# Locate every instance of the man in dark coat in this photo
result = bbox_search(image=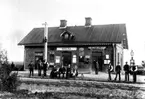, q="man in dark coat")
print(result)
[66,64,71,79]
[38,60,42,76]
[43,60,48,77]
[131,62,137,83]
[28,61,34,77]
[93,60,99,74]
[114,62,121,81]
[11,62,15,71]
[123,62,130,81]
[59,65,66,78]
[50,65,58,78]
